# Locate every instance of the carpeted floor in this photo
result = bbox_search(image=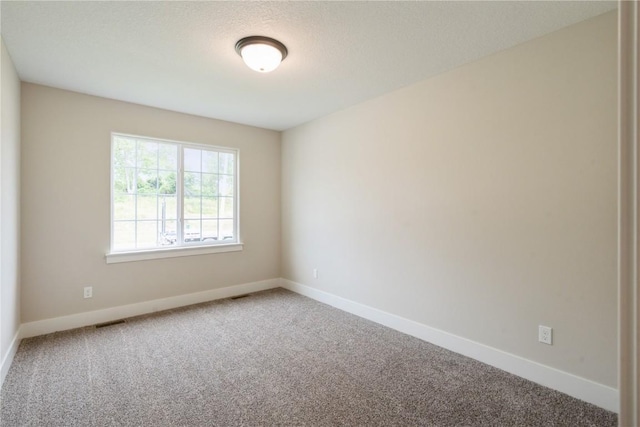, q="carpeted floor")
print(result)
[1,288,617,426]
